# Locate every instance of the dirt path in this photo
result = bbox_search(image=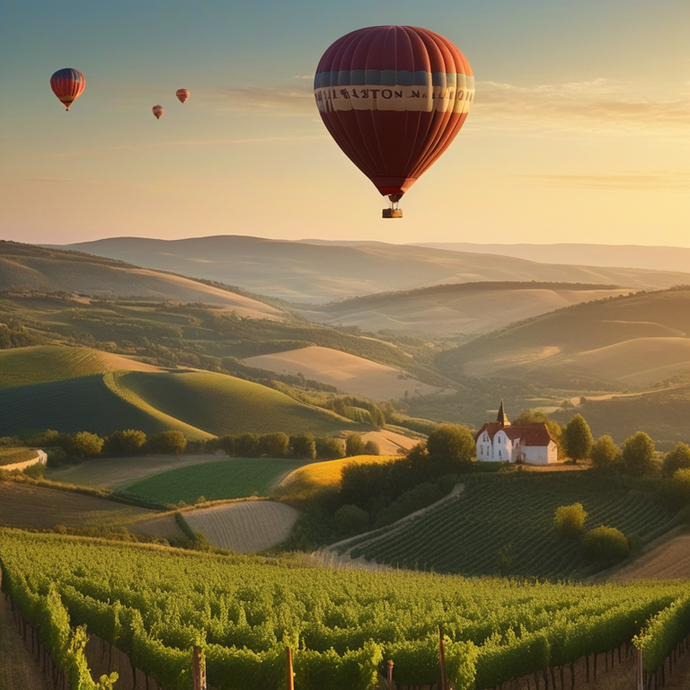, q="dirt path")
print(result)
[0,594,52,690]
